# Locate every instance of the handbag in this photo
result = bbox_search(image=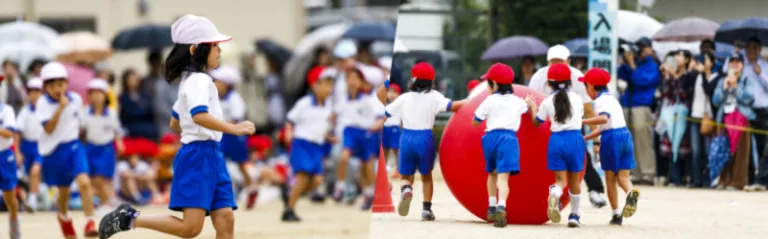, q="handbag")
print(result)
[700,114,716,136]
